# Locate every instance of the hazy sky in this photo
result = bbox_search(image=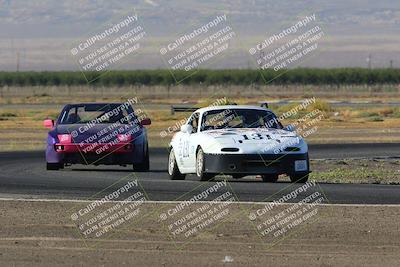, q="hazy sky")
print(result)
[0,0,399,70]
